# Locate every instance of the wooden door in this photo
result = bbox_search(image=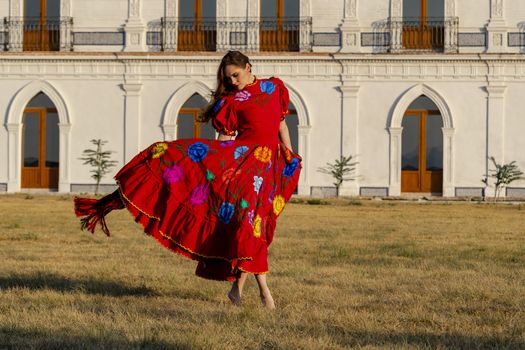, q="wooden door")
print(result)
[401,110,443,193]
[178,0,216,51]
[22,107,59,189]
[23,0,60,51]
[260,0,299,51]
[402,0,444,50]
